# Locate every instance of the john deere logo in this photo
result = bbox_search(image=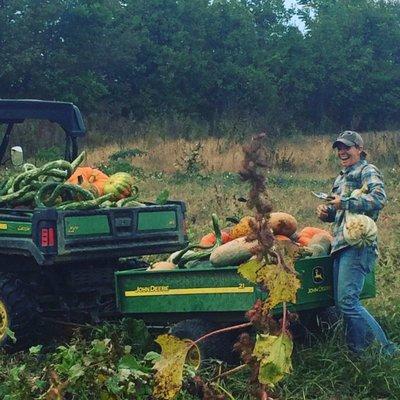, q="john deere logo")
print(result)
[312,267,325,284]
